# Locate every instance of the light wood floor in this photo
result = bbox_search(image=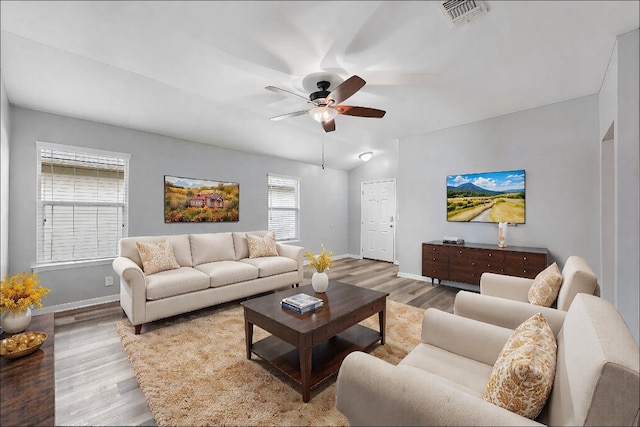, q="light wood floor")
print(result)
[54,257,460,426]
